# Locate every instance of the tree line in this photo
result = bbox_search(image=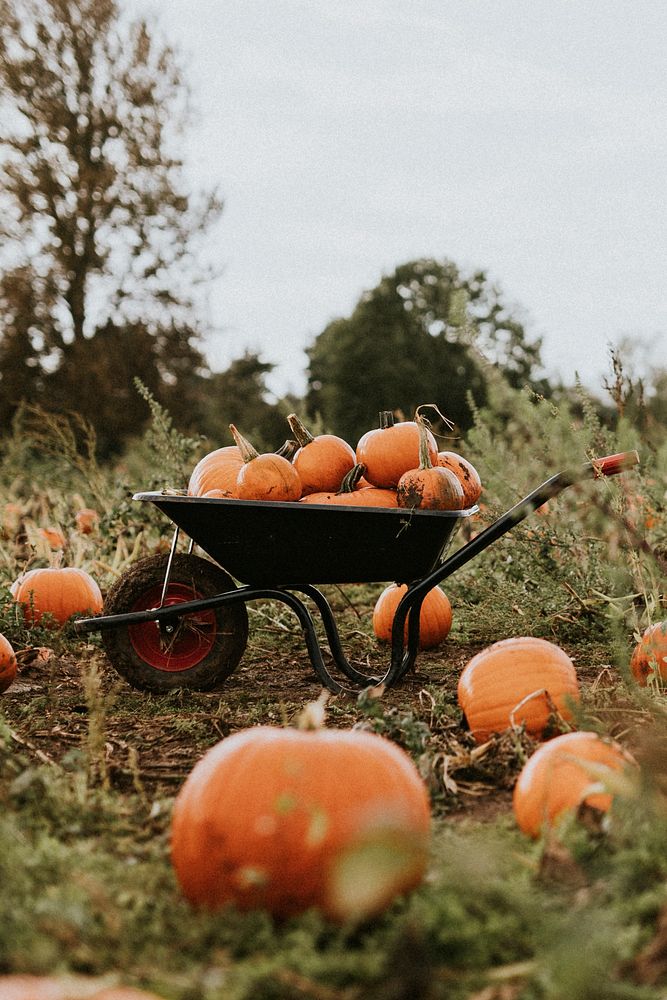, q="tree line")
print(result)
[0,0,663,460]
